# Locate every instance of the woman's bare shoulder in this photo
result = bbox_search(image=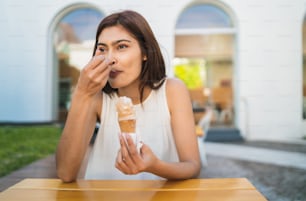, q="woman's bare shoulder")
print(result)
[166,77,189,94]
[166,78,190,109]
